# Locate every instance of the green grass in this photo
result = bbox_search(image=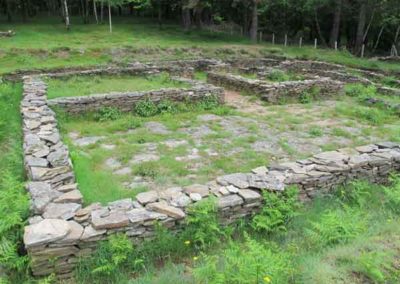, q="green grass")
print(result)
[1,17,400,75]
[46,73,190,99]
